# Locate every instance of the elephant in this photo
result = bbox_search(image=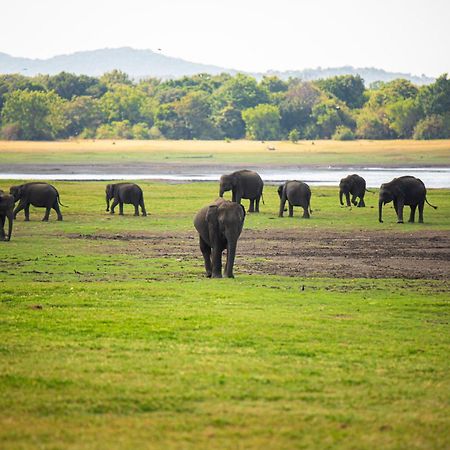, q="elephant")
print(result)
[378,175,437,223]
[0,190,14,241]
[278,180,312,218]
[219,169,264,212]
[339,174,368,207]
[105,183,147,216]
[10,182,65,221]
[194,198,246,278]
